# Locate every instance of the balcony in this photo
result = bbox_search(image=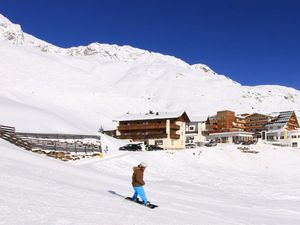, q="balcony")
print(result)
[207,124,218,129]
[118,123,167,131]
[232,123,245,129]
[117,133,168,140]
[170,123,180,130]
[170,133,180,139]
[245,119,269,124]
